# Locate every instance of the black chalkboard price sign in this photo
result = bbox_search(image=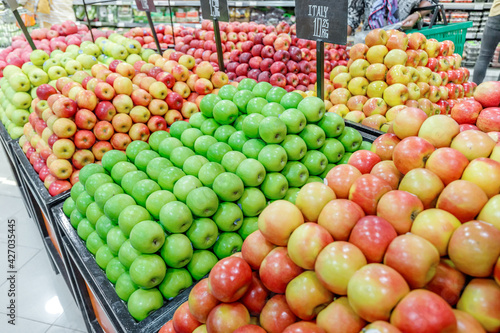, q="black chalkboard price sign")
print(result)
[134,0,162,53]
[200,0,229,71]
[295,0,348,100]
